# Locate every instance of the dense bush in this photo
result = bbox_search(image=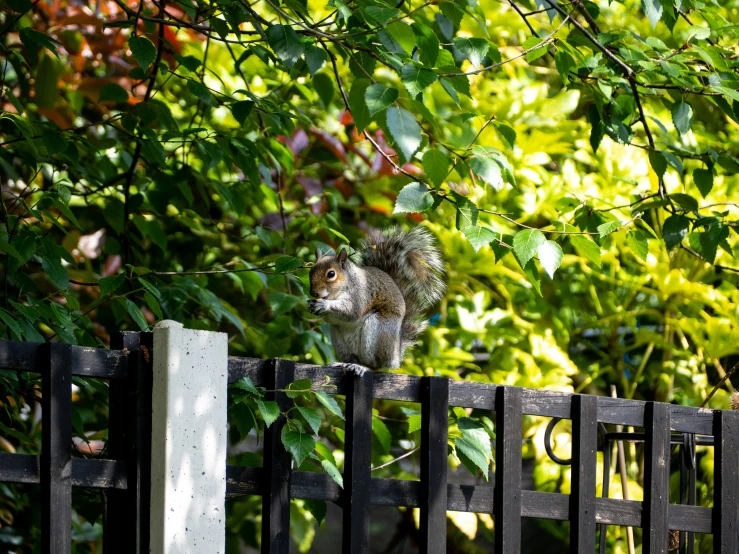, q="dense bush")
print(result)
[0,0,738,550]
